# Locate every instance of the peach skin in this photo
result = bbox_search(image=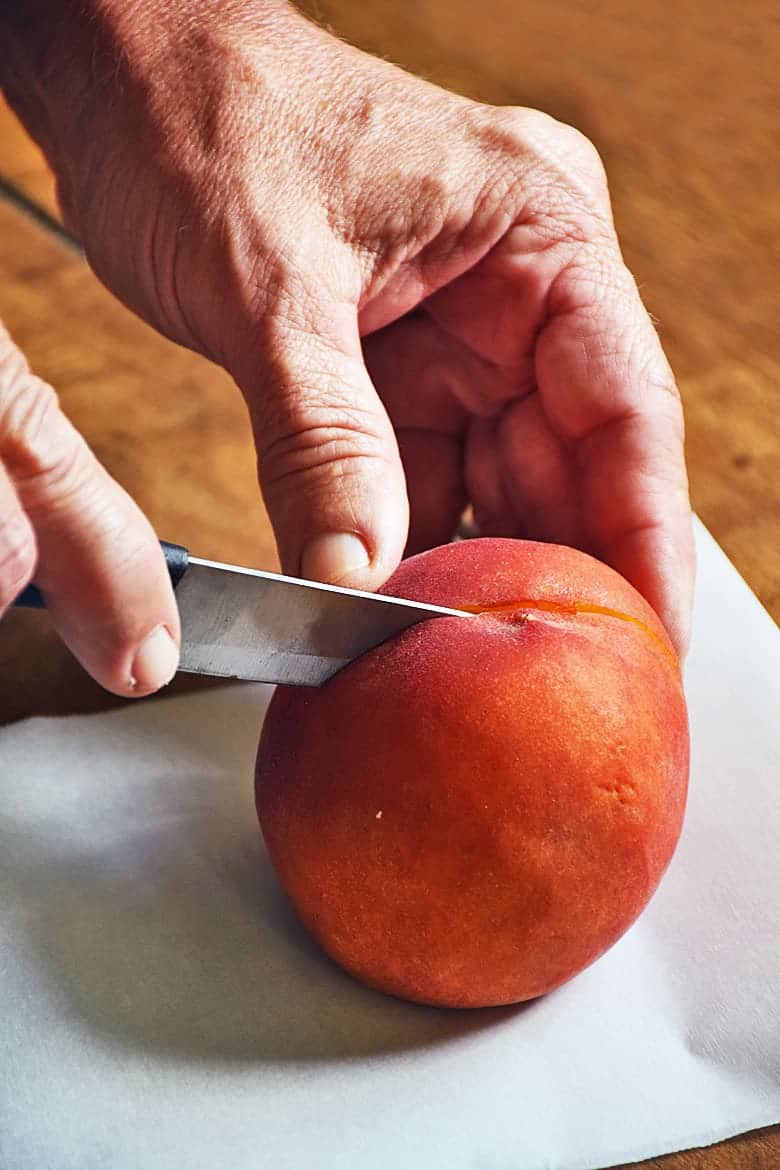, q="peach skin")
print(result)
[256,539,689,1008]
